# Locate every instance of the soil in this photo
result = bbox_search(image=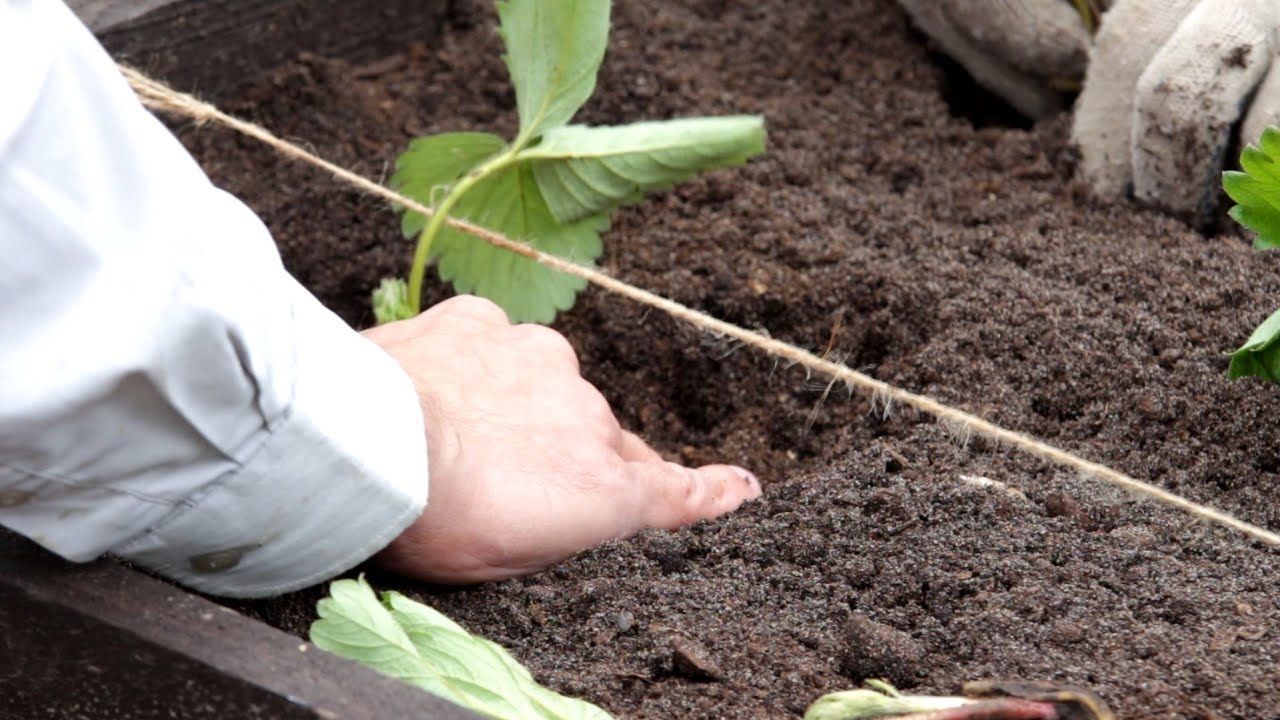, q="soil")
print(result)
[172,1,1280,718]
